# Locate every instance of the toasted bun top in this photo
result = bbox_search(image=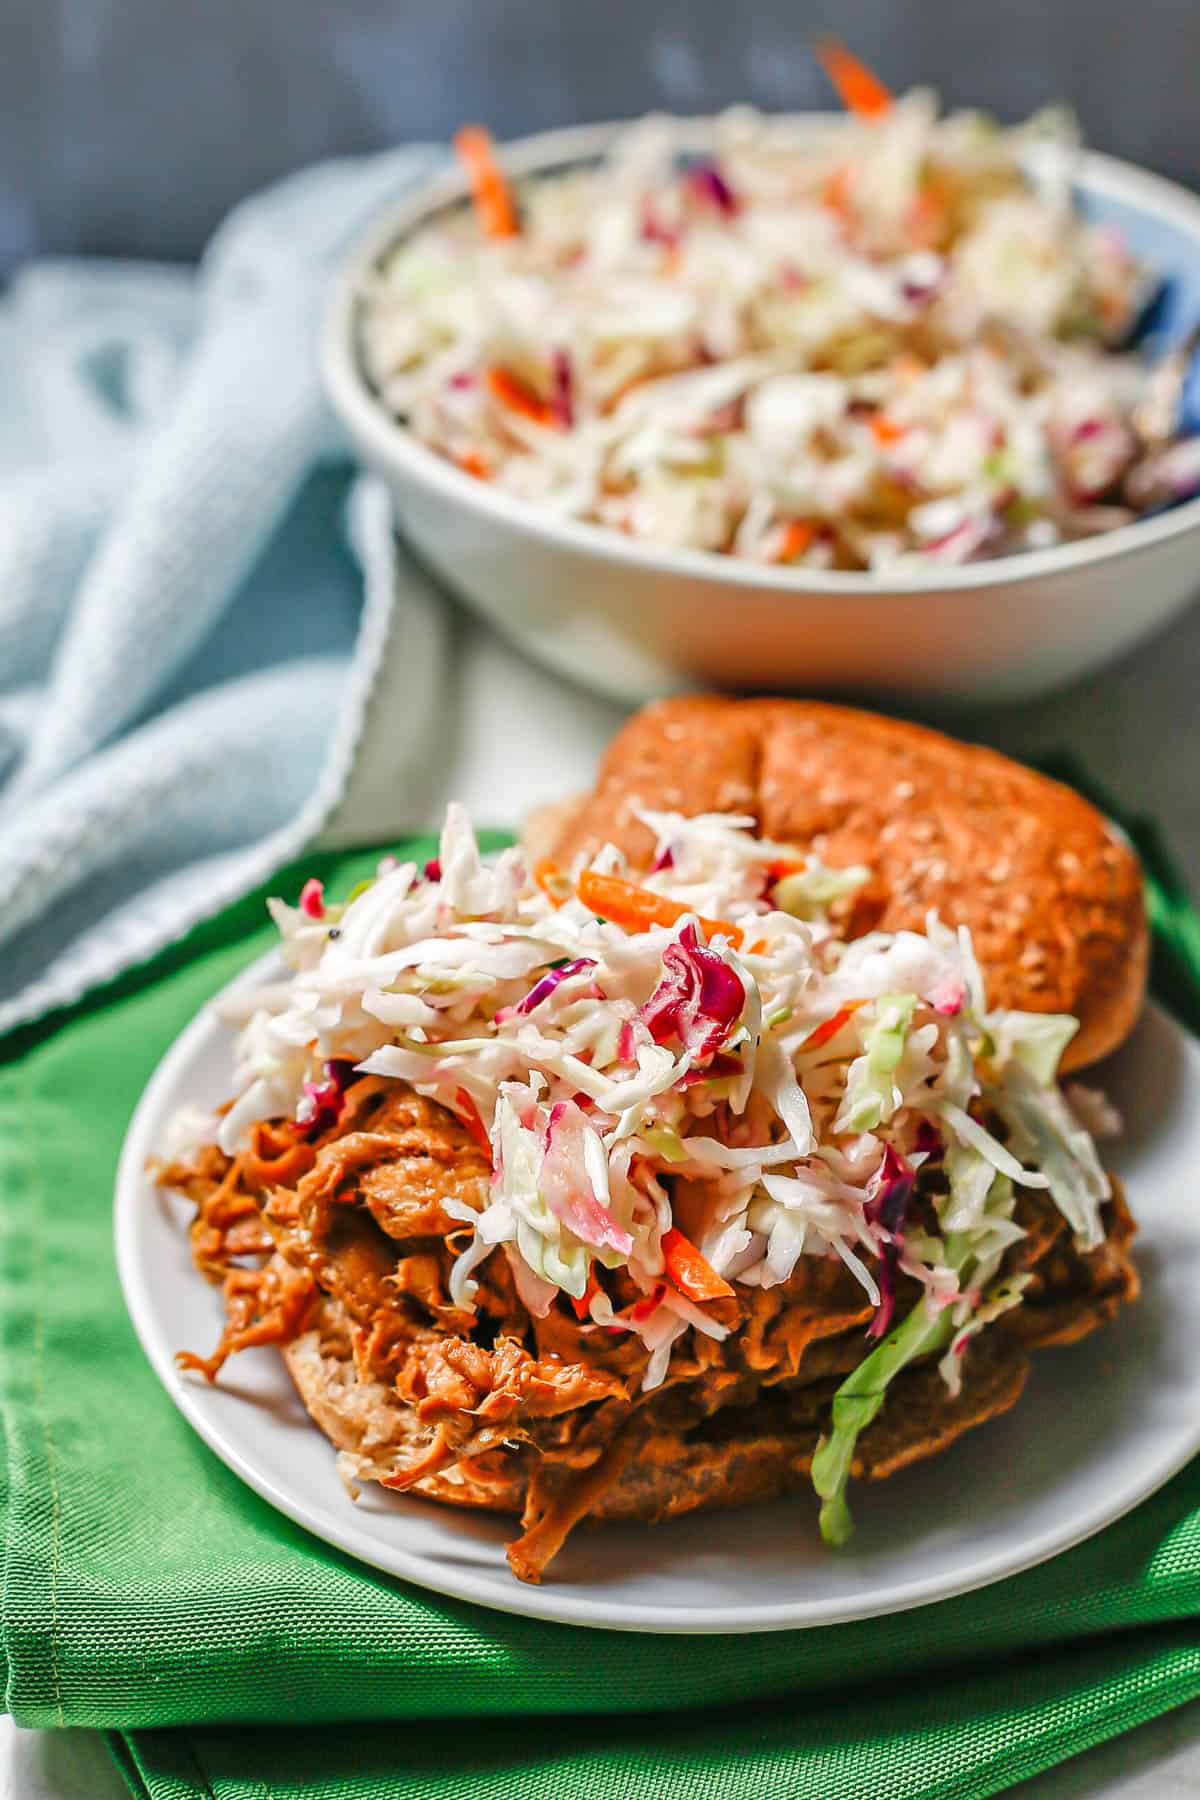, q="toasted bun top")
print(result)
[547,697,1147,1072]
